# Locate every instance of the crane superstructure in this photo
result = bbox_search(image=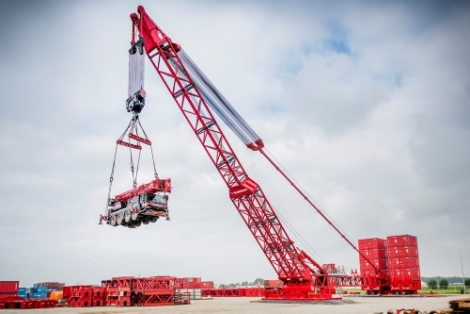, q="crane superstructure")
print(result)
[111,5,390,300]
